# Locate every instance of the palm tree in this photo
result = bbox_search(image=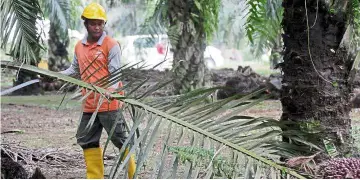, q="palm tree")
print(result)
[150,0,359,158]
[145,0,221,94]
[41,0,72,72]
[215,0,246,50]
[245,0,283,69]
[1,0,44,95]
[47,22,70,72]
[1,61,313,178]
[2,0,359,177]
[42,0,85,72]
[1,0,78,71]
[279,0,359,156]
[0,0,318,171]
[38,0,75,91]
[245,0,360,157]
[1,0,83,93]
[104,0,148,36]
